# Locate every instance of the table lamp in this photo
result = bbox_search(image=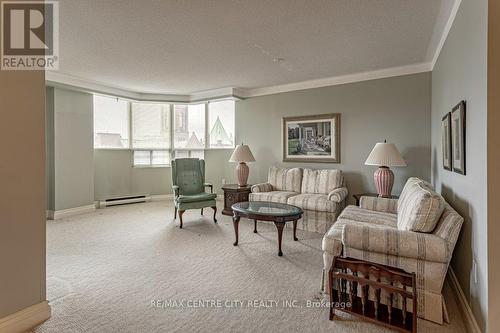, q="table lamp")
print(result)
[365,141,407,197]
[229,143,256,187]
